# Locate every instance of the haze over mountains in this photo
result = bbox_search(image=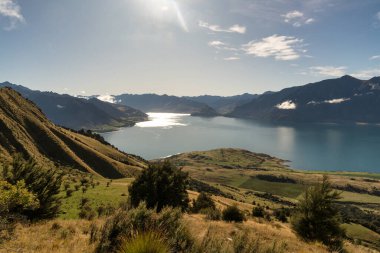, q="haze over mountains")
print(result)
[114,93,219,116]
[0,87,147,178]
[2,75,380,129]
